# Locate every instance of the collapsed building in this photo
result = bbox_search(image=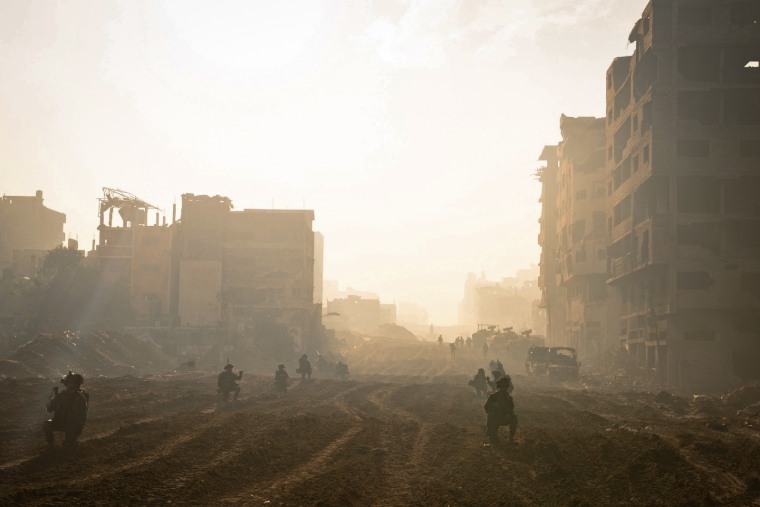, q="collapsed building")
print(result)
[0,191,66,276]
[605,0,760,391]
